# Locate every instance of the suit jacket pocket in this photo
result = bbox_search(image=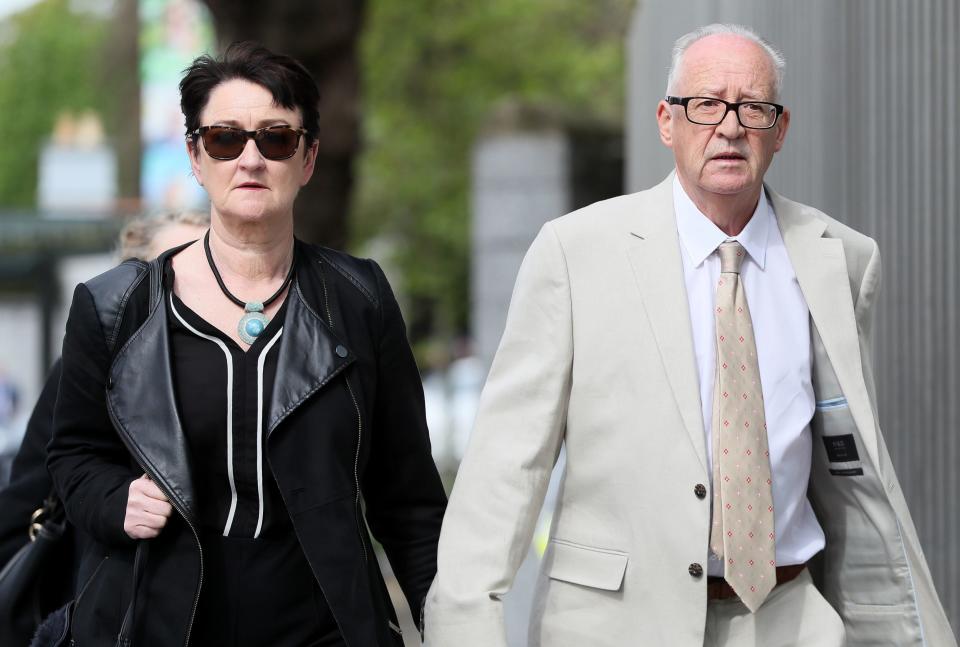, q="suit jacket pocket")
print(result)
[544,539,628,592]
[838,601,924,647]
